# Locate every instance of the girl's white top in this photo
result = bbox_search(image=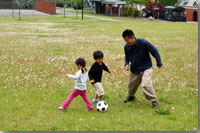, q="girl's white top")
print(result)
[68,70,88,90]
